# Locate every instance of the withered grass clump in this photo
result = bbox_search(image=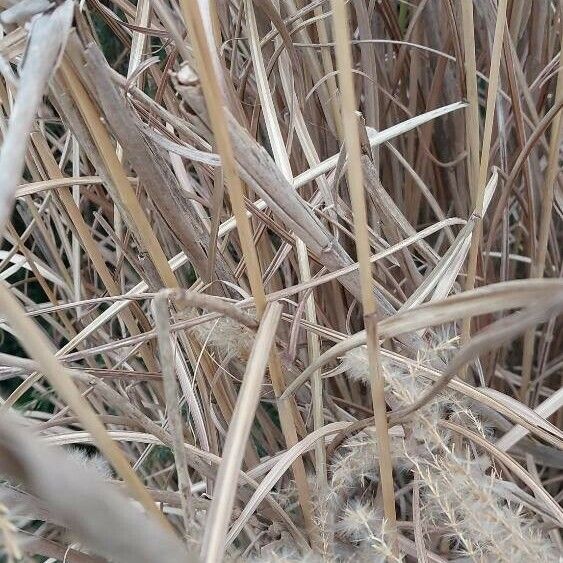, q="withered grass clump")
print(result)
[0,0,561,562]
